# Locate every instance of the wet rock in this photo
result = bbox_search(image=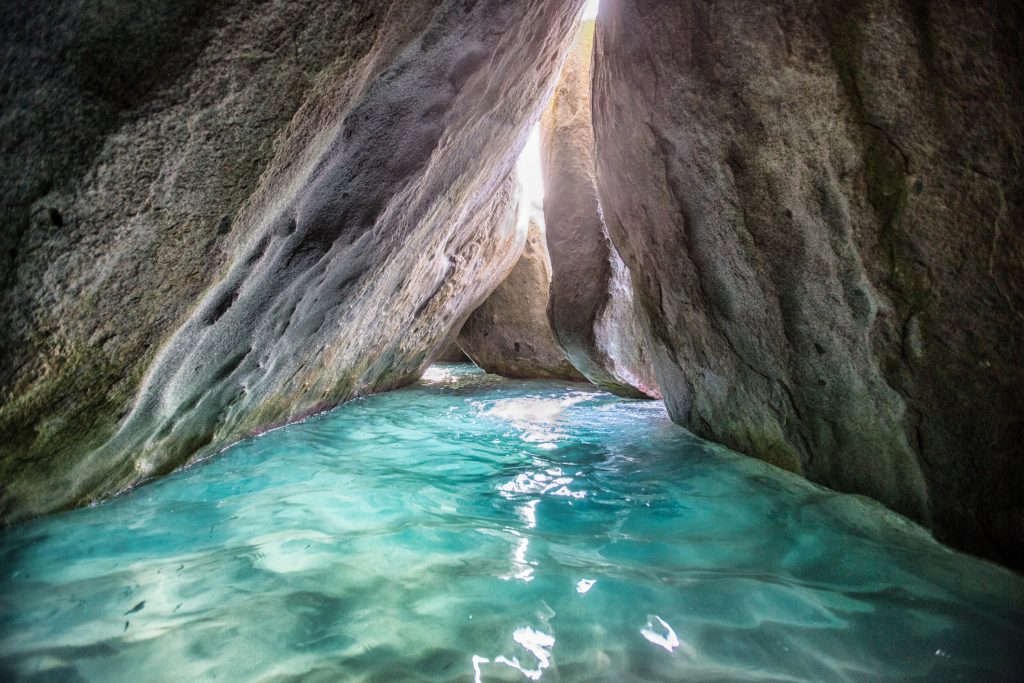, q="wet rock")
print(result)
[592,0,1024,566]
[430,340,470,364]
[0,0,584,521]
[541,21,659,399]
[459,218,584,381]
